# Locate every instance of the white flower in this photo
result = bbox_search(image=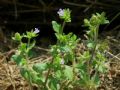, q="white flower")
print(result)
[60,59,65,65]
[57,8,64,17]
[34,28,40,34]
